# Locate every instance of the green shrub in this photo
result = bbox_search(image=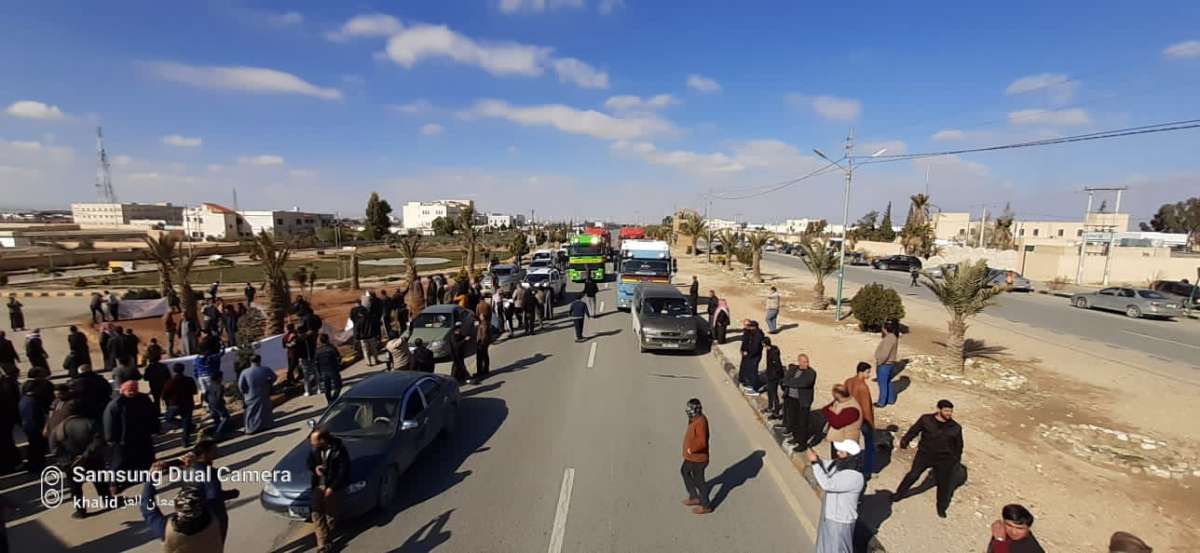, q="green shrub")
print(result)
[208,258,235,267]
[122,288,162,300]
[850,283,905,332]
